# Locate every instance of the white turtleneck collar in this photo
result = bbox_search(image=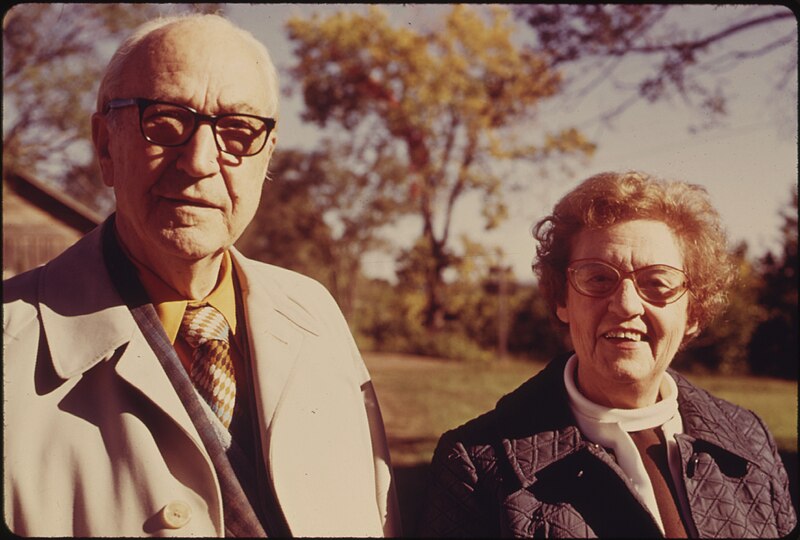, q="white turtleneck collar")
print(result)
[564,354,680,430]
[563,354,685,535]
